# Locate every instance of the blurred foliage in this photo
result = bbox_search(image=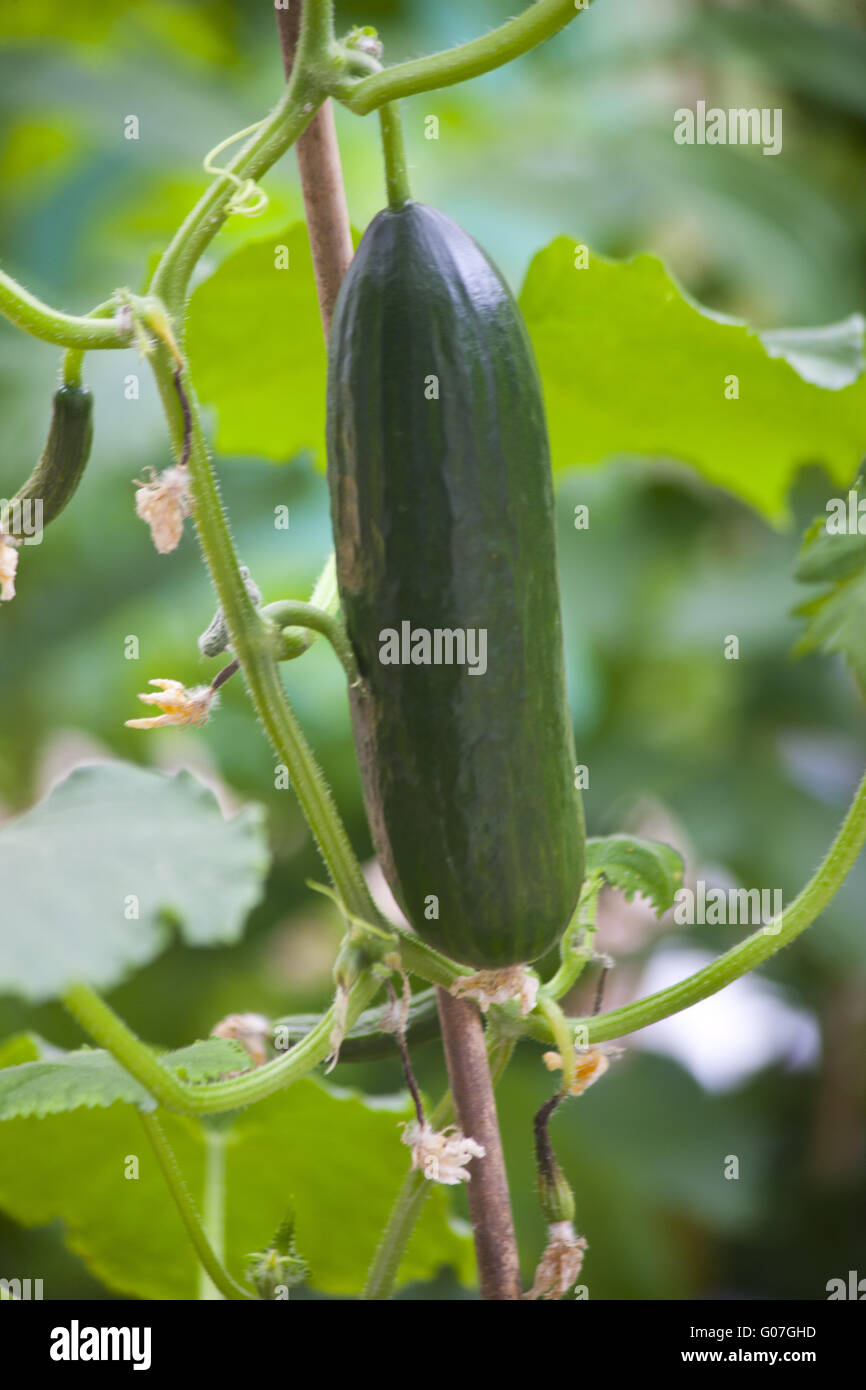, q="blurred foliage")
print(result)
[794,463,866,693]
[0,0,865,1300]
[0,764,269,1001]
[0,1036,473,1298]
